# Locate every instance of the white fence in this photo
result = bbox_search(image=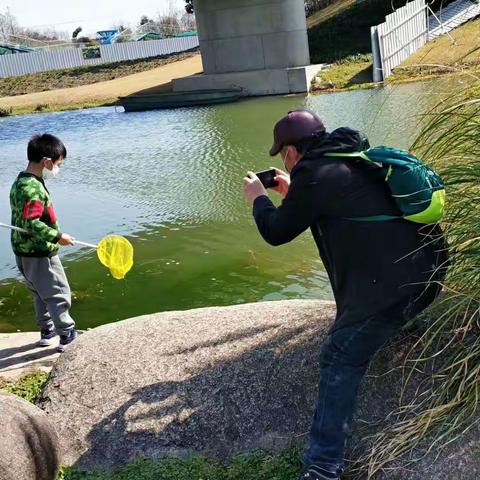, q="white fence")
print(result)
[0,36,199,78]
[371,0,428,82]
